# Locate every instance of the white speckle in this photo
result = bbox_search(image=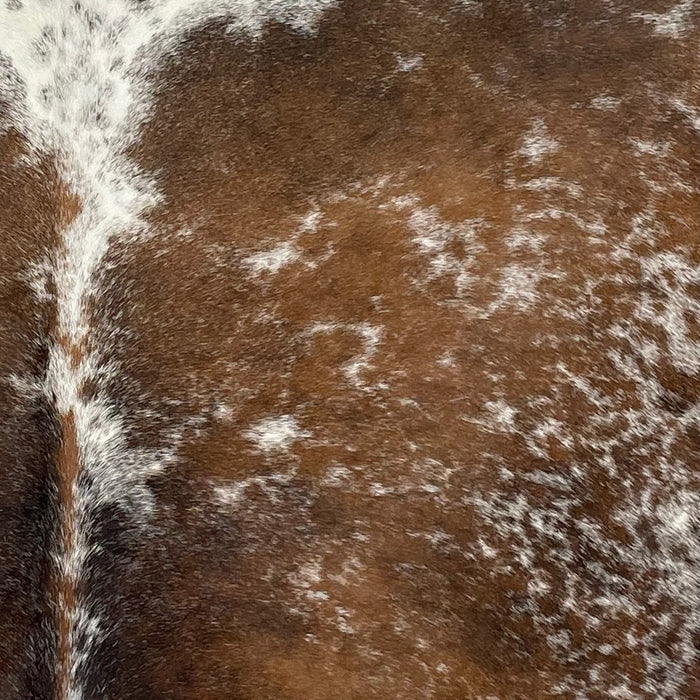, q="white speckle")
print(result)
[479,538,498,558]
[590,94,621,111]
[473,398,519,433]
[214,470,295,508]
[21,256,54,303]
[369,482,394,497]
[669,97,700,135]
[491,263,544,311]
[244,415,310,453]
[395,53,423,72]
[213,402,234,421]
[455,0,482,11]
[299,208,322,232]
[406,205,485,301]
[328,556,365,586]
[213,481,248,507]
[547,631,571,651]
[632,139,671,157]
[244,241,300,275]
[657,492,698,540]
[506,225,547,252]
[343,324,383,387]
[409,207,478,253]
[633,0,694,39]
[469,71,485,87]
[437,350,456,368]
[520,177,583,199]
[385,192,421,210]
[310,321,384,390]
[334,606,356,634]
[321,465,353,487]
[519,118,560,164]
